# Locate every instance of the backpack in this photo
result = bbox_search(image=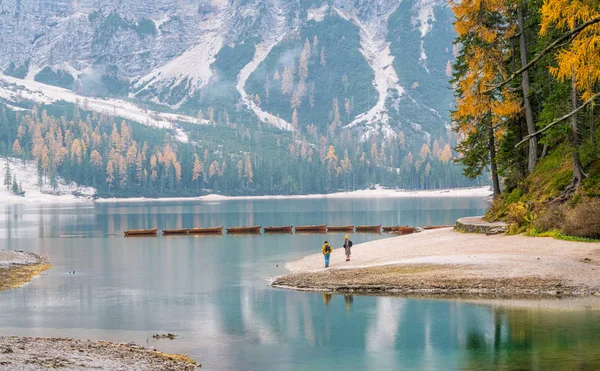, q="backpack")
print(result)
[348,240,353,248]
[325,244,331,254]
